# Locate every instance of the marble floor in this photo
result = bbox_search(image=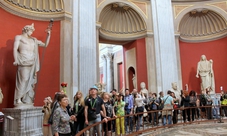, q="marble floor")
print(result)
[142,122,227,136]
